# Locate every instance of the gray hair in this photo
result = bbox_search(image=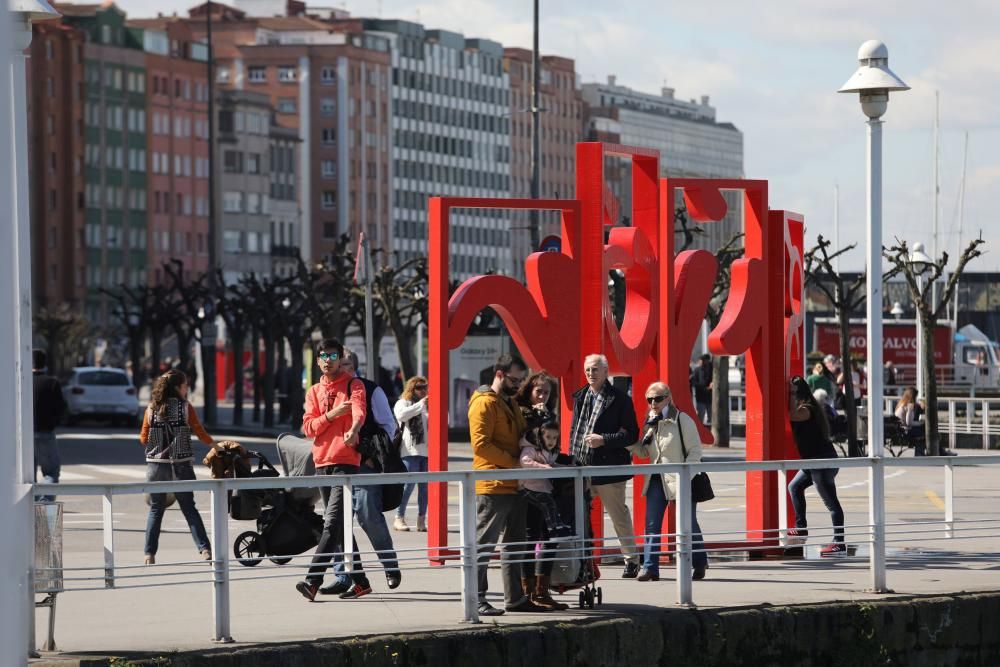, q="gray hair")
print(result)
[645,381,670,396]
[342,347,360,369]
[584,353,609,370]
